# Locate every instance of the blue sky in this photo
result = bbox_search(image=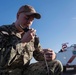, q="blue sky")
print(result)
[0,0,76,62]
